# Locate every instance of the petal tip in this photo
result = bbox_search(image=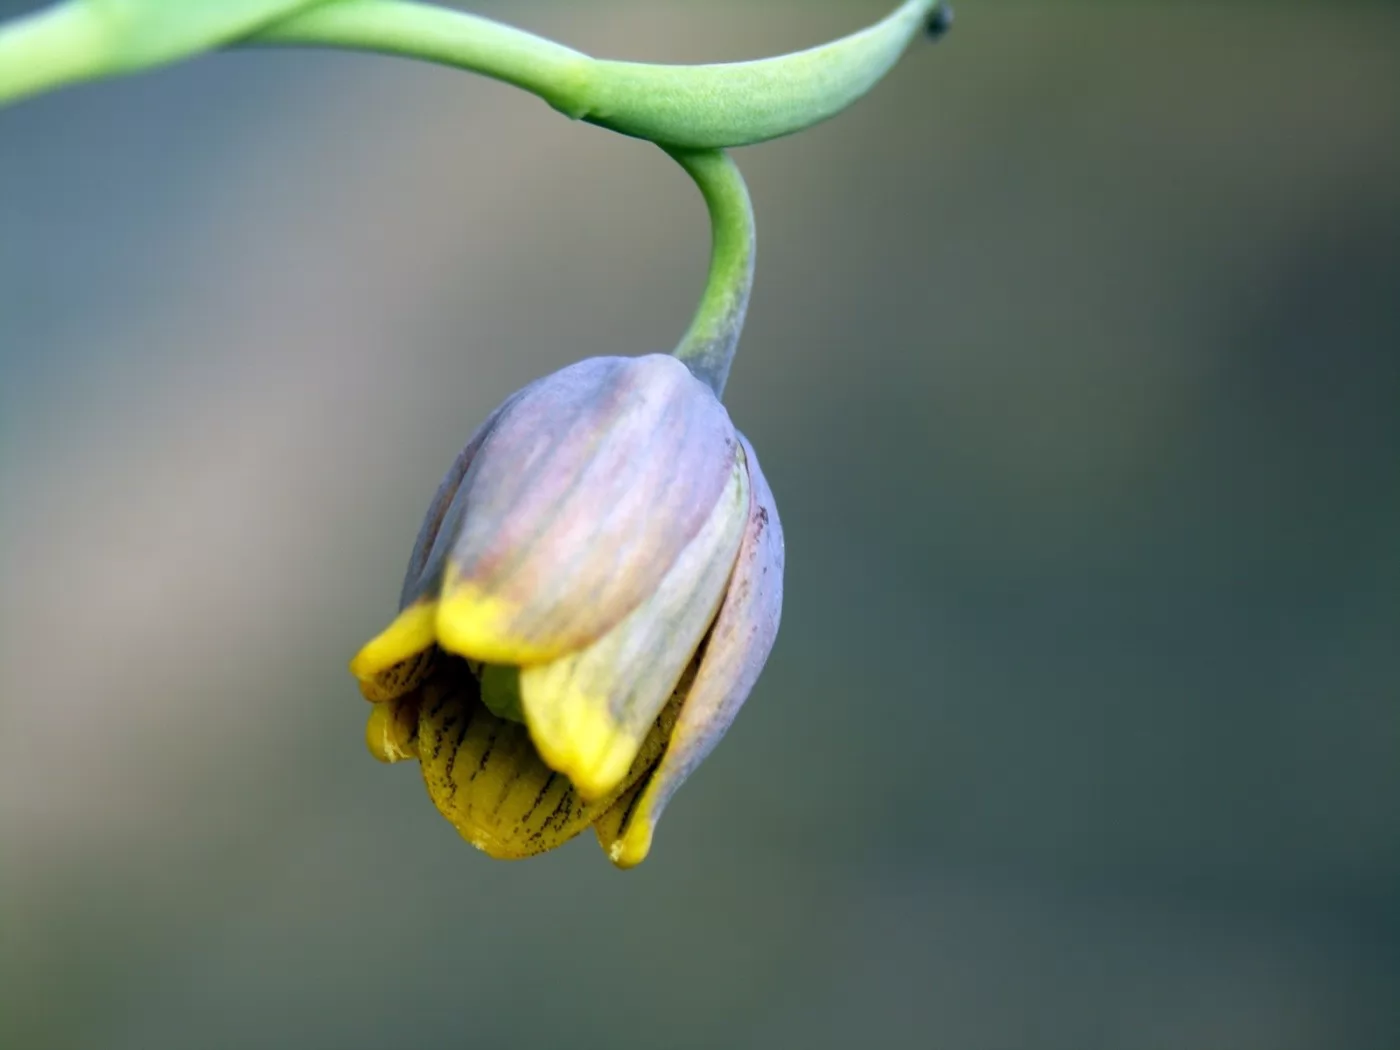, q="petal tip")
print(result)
[525,692,639,803]
[350,602,438,682]
[594,786,658,869]
[365,700,418,763]
[607,822,654,869]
